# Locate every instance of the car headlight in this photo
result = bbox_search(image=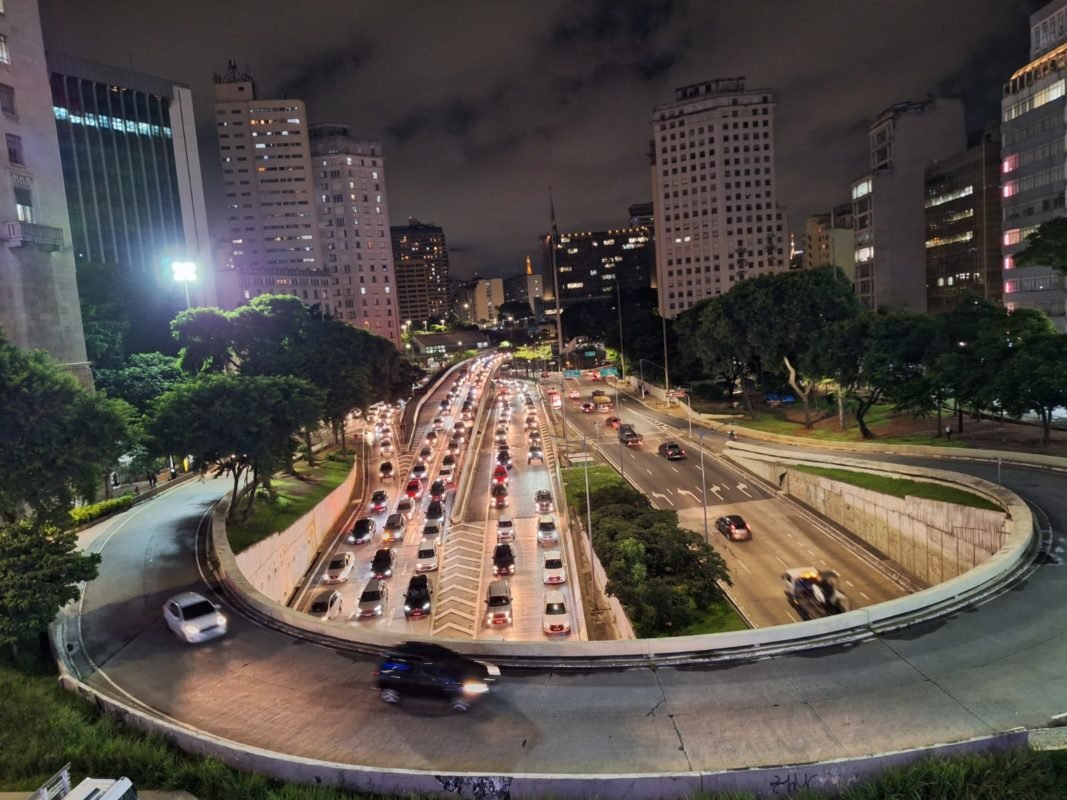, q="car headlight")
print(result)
[181,623,199,636]
[216,614,227,626]
[422,602,431,609]
[462,680,489,695]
